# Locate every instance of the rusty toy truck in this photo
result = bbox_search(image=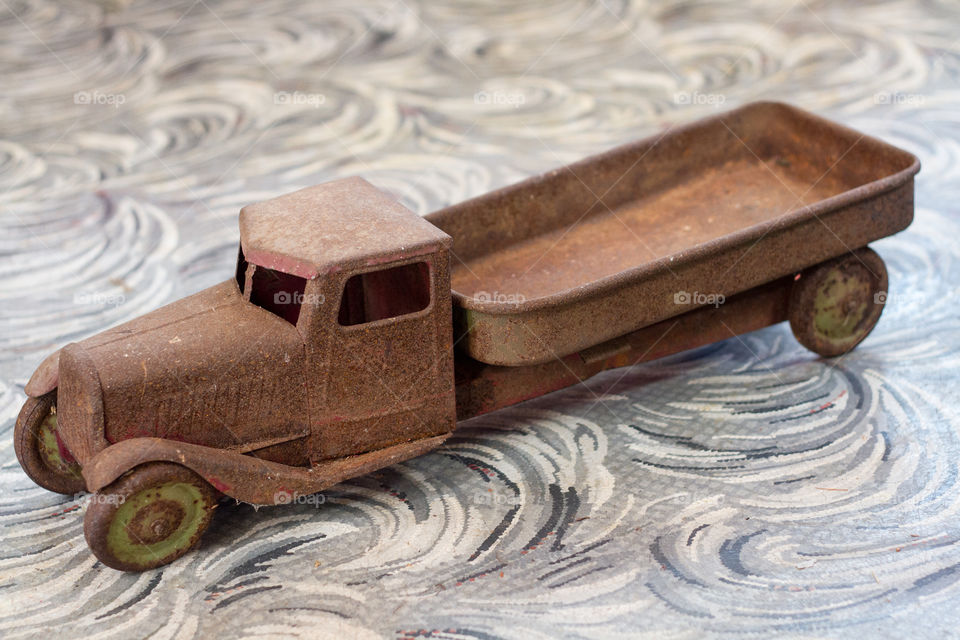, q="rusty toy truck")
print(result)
[15,102,920,570]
